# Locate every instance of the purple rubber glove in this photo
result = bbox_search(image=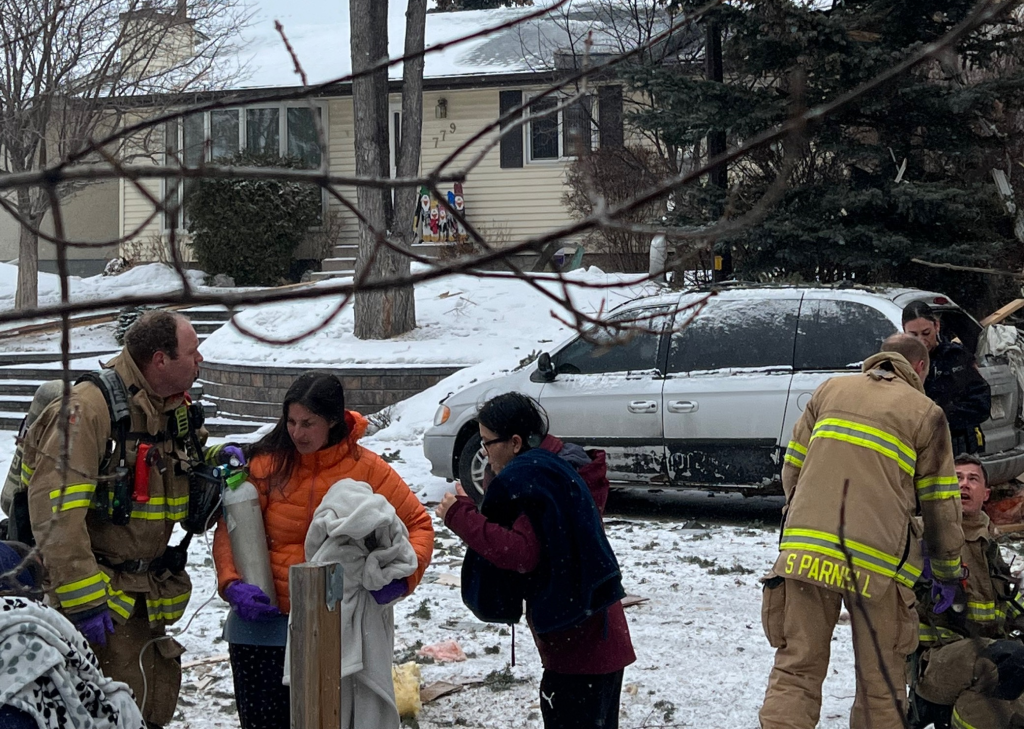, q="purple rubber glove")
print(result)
[73,610,115,647]
[370,578,407,606]
[224,581,281,622]
[931,579,965,614]
[218,445,246,468]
